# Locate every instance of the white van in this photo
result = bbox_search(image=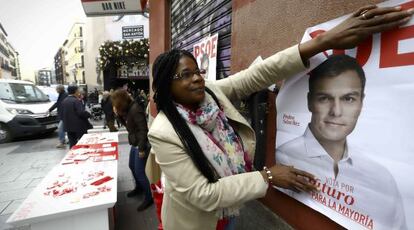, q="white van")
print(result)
[0,79,59,143]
